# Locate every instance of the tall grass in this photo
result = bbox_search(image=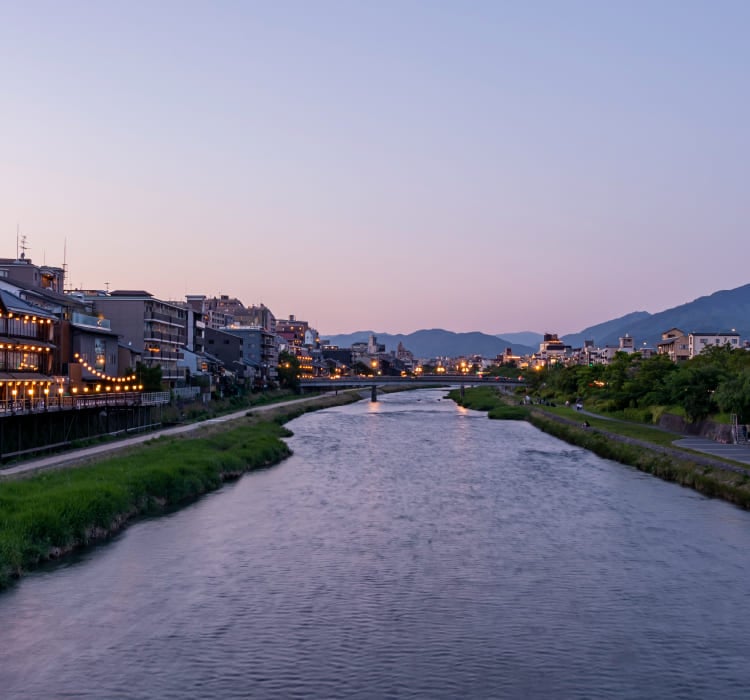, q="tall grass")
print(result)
[0,421,292,589]
[448,386,530,420]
